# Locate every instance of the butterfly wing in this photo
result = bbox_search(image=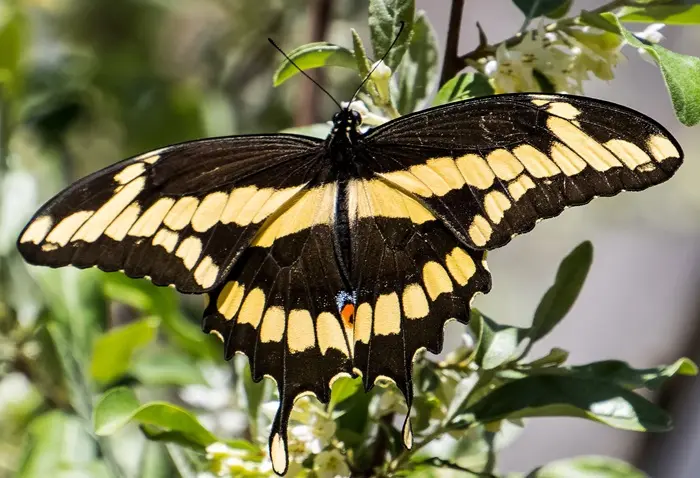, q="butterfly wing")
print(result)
[360,93,683,250]
[202,174,353,474]
[17,135,324,293]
